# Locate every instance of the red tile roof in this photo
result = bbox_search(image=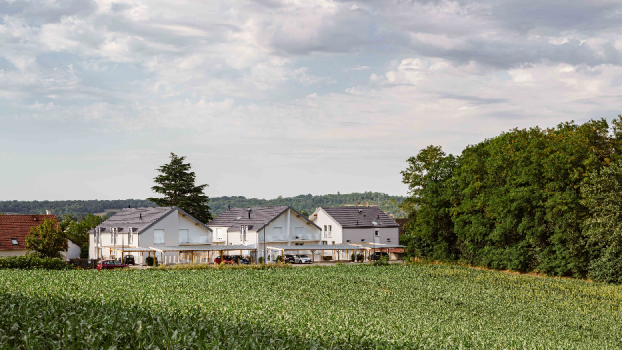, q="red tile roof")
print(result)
[0,215,58,251]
